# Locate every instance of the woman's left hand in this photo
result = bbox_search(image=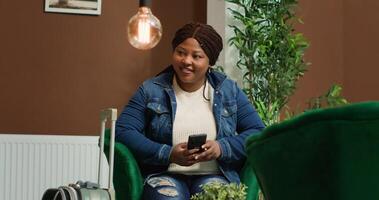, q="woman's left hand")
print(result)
[194,140,221,162]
